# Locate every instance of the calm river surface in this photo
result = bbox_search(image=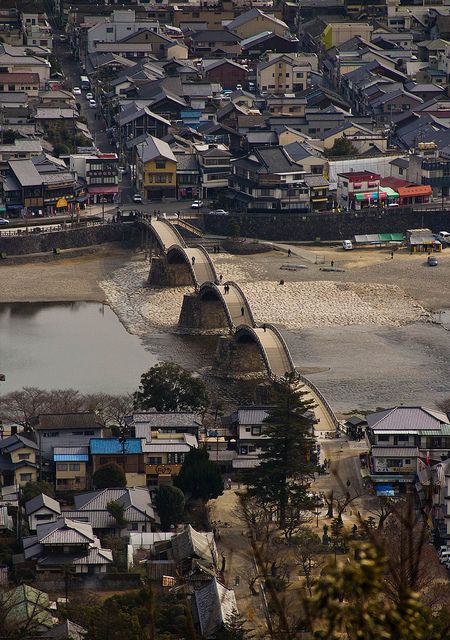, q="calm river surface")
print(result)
[0,301,159,394]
